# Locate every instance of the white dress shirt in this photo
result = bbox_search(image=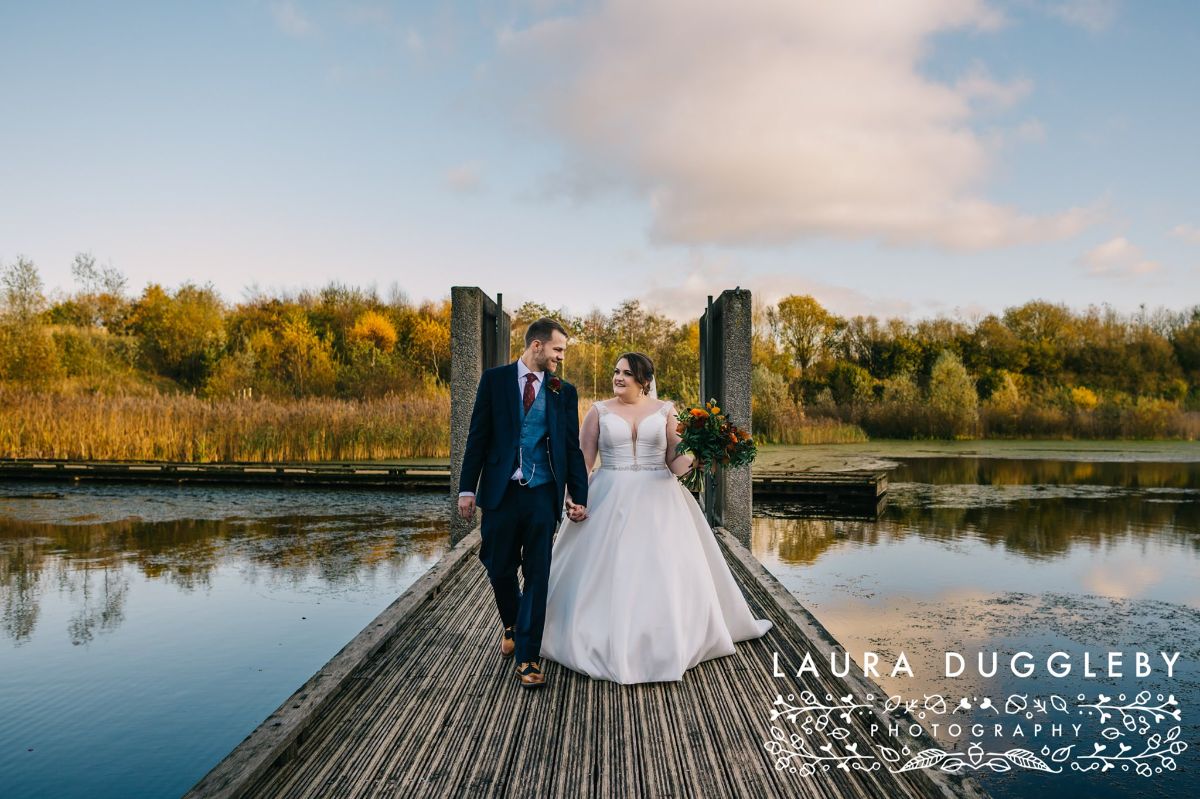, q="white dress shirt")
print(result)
[459,360,543,497]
